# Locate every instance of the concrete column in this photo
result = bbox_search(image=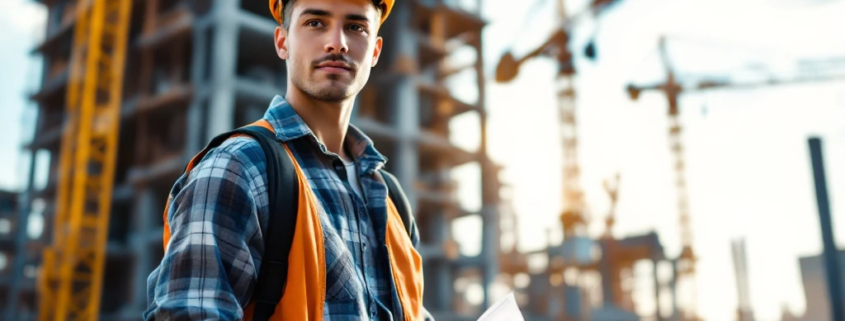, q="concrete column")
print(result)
[653,259,664,321]
[4,146,39,320]
[185,20,210,155]
[5,98,45,320]
[129,188,156,310]
[383,0,418,210]
[382,0,430,312]
[205,0,241,139]
[599,240,615,306]
[474,26,498,309]
[671,259,679,318]
[426,213,452,311]
[480,206,498,309]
